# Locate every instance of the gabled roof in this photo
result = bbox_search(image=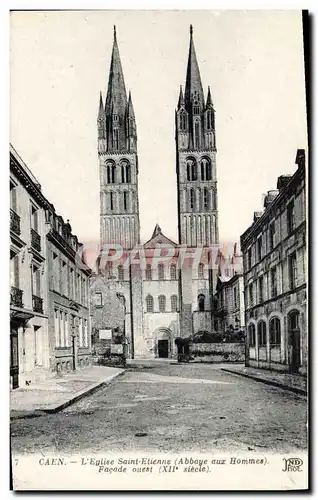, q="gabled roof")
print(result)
[143,224,178,248]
